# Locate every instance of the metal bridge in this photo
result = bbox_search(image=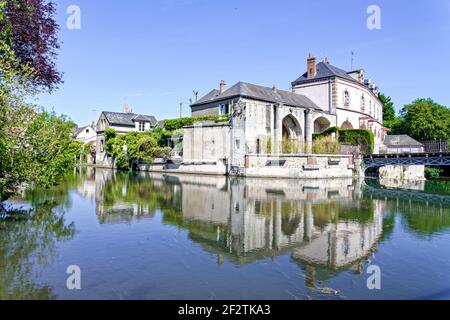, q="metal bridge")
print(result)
[363,140,450,170]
